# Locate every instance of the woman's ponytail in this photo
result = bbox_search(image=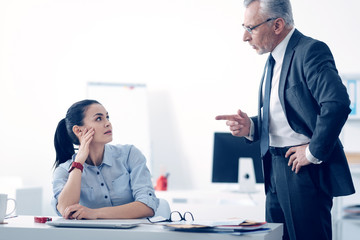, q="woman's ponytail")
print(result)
[53,99,100,168]
[54,118,75,168]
